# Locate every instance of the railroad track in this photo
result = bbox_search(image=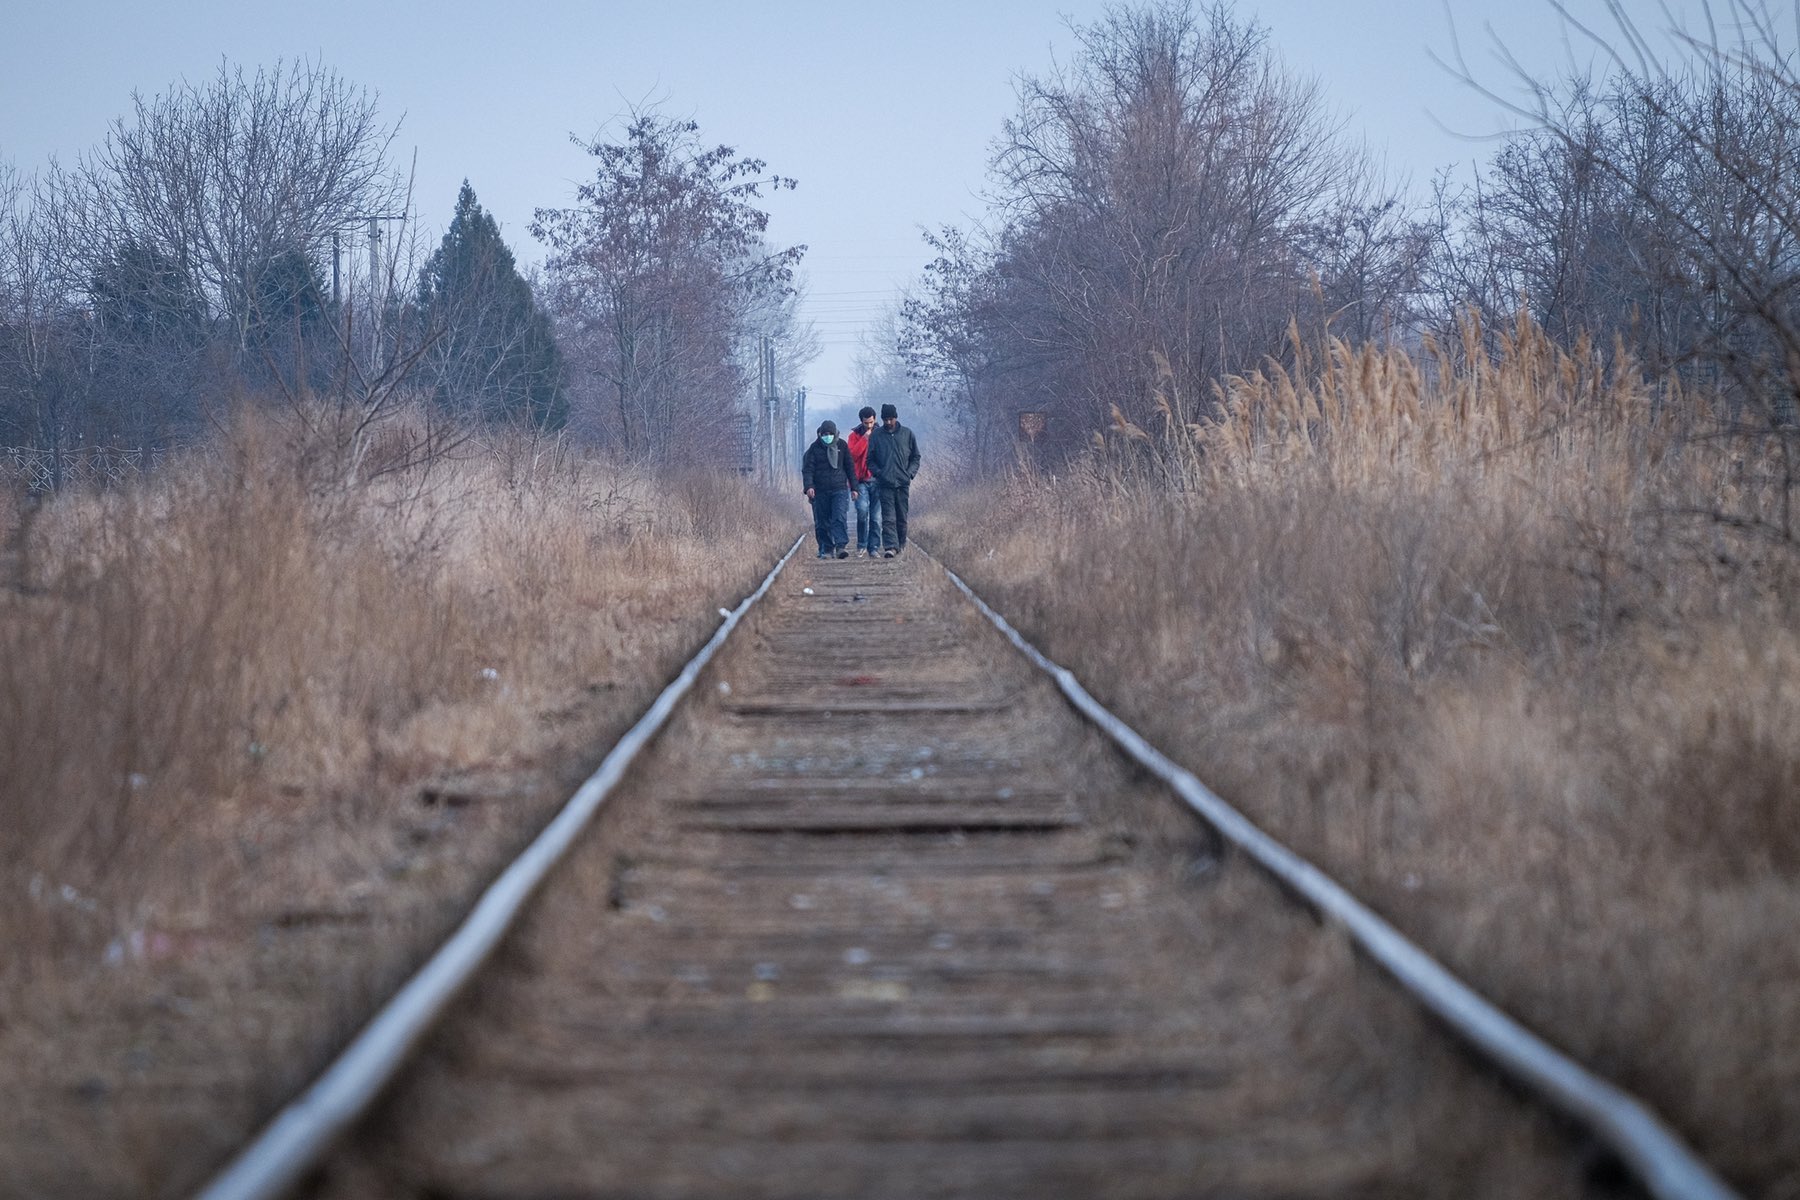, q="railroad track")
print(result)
[199,541,1736,1200]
